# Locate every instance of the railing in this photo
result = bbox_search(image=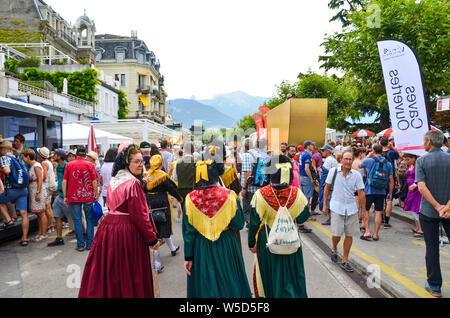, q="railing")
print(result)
[25,81,57,92]
[18,81,50,99]
[56,30,77,48]
[68,94,95,112]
